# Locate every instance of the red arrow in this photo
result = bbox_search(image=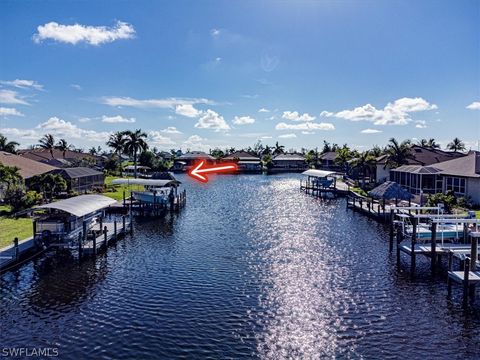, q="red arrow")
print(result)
[188,160,237,183]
